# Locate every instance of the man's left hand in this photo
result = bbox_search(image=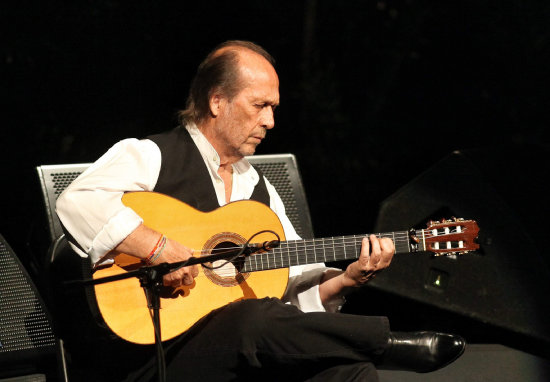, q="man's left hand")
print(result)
[343,234,395,286]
